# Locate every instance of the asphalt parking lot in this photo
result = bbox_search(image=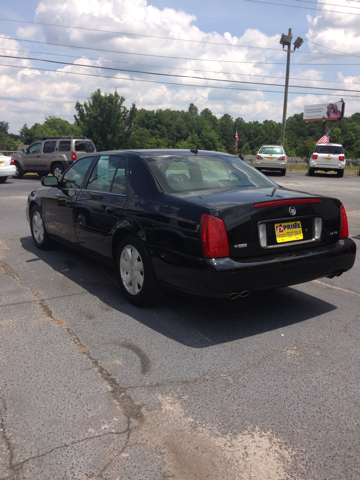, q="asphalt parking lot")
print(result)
[1,171,359,480]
